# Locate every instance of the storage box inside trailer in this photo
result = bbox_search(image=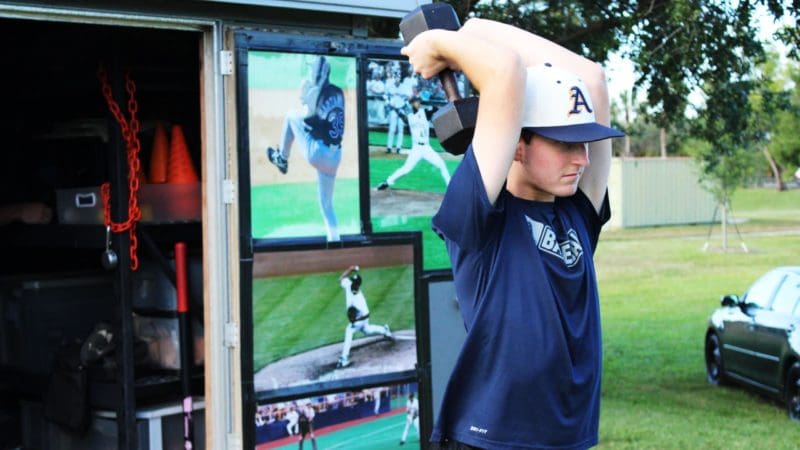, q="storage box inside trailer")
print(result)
[0,17,204,449]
